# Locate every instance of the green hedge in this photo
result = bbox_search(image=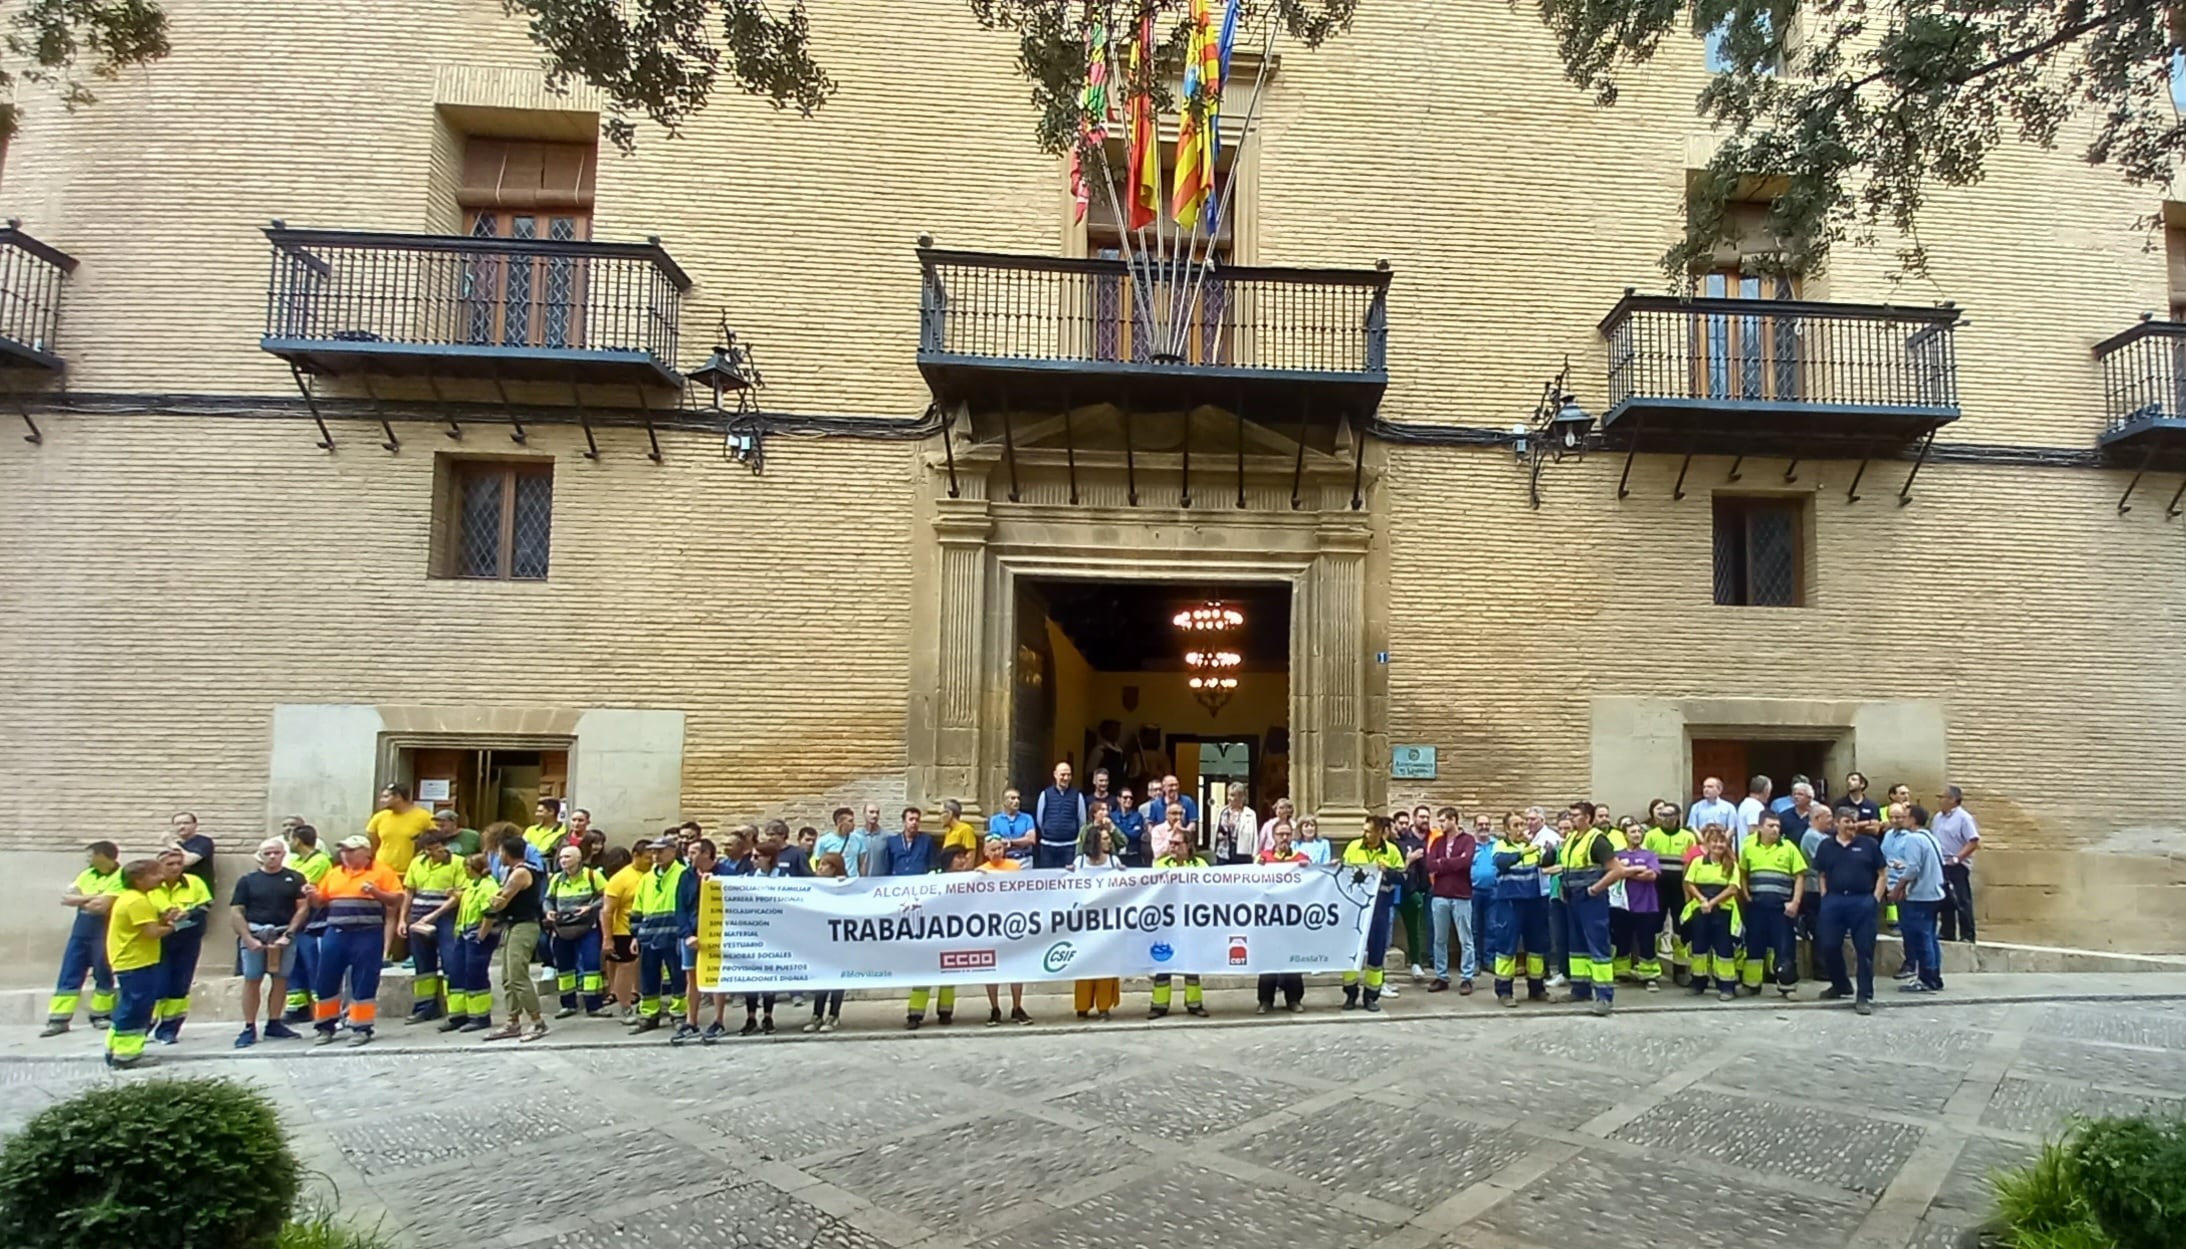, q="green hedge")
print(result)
[0,1078,301,1249]
[1992,1115,2186,1249]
